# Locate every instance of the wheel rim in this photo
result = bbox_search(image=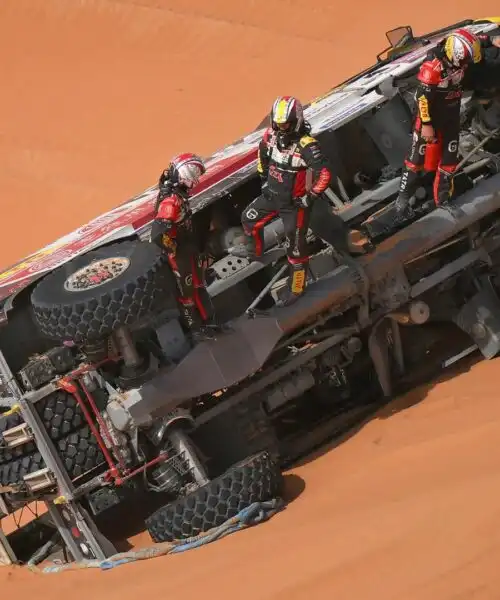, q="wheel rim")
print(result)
[63,257,131,292]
